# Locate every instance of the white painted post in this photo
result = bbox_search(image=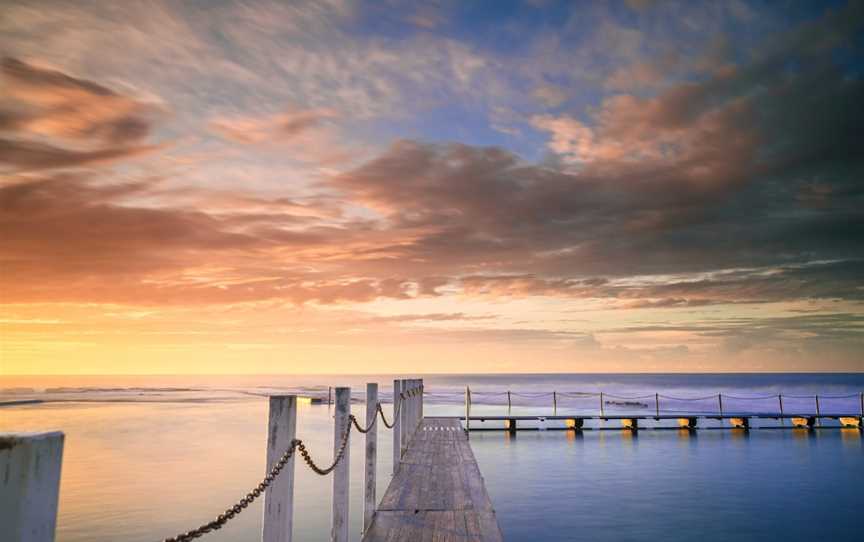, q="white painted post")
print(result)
[262,396,297,542]
[465,386,471,434]
[419,378,424,423]
[399,380,408,456]
[392,379,402,473]
[363,383,378,533]
[409,379,418,438]
[0,431,65,542]
[332,387,351,542]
